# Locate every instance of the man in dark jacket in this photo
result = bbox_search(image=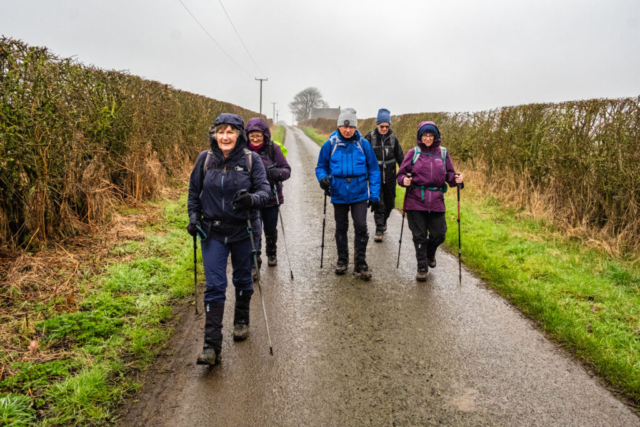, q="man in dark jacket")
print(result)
[187,113,271,365]
[364,108,404,242]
